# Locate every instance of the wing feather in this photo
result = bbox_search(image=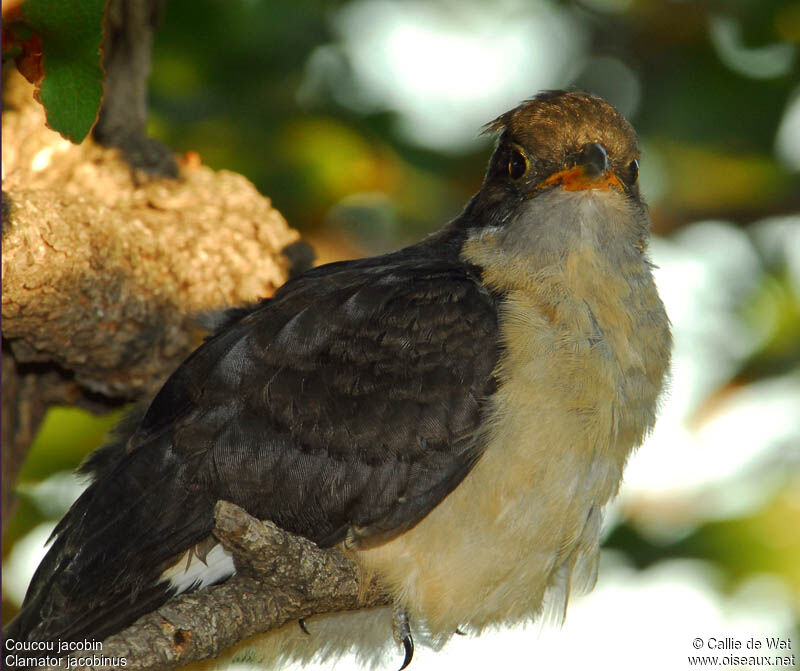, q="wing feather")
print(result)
[9,249,500,646]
